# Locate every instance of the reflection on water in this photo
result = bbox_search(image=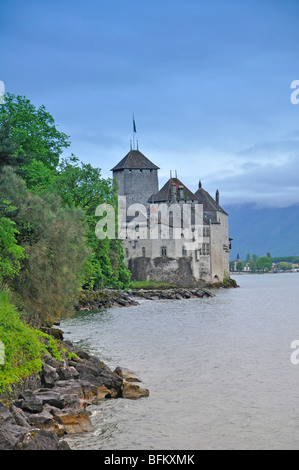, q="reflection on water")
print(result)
[61,273,299,450]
